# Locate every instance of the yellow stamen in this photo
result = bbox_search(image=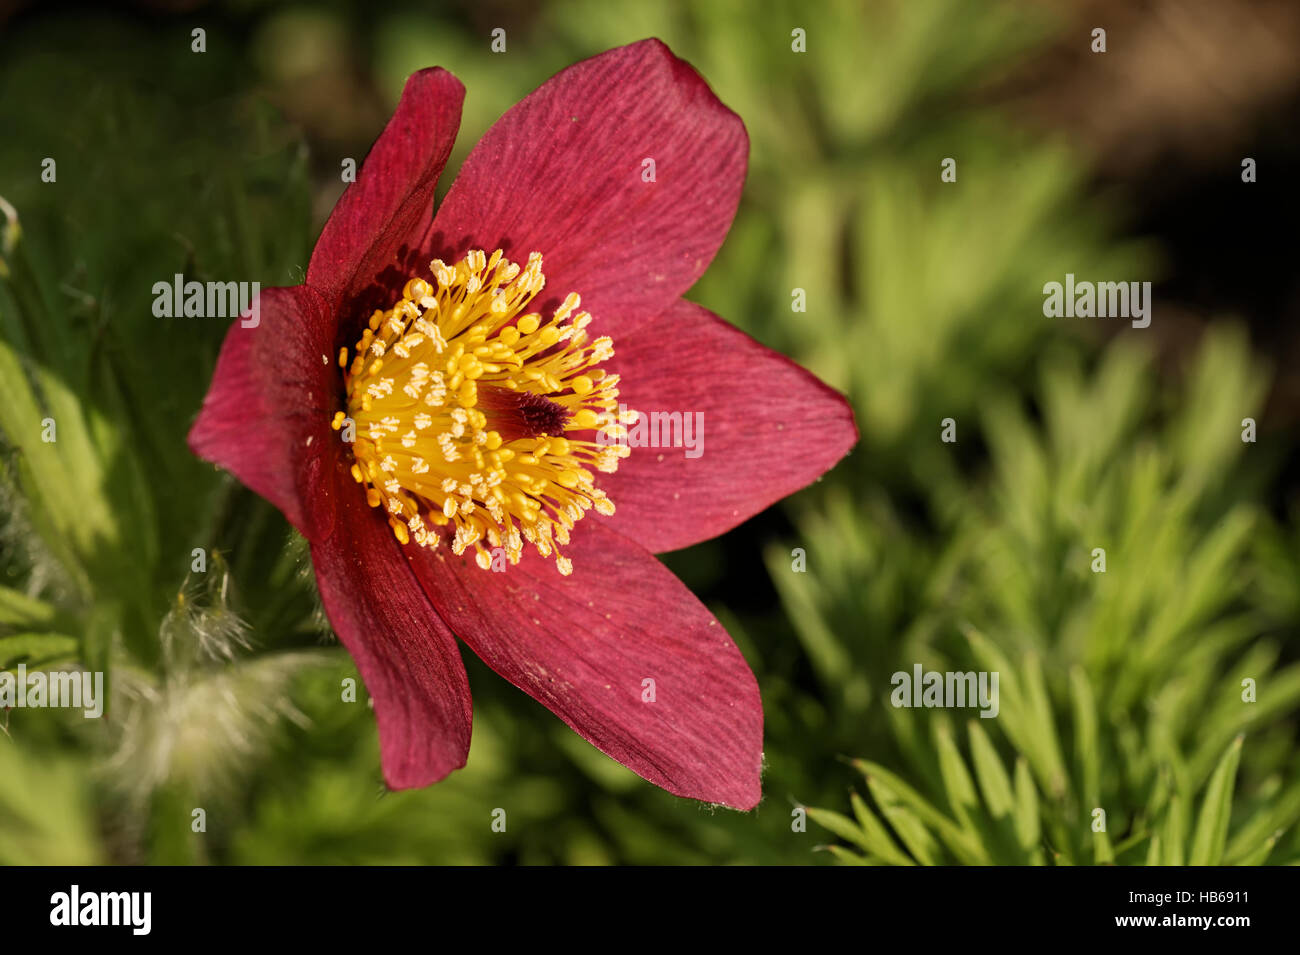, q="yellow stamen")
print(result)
[338,250,631,576]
